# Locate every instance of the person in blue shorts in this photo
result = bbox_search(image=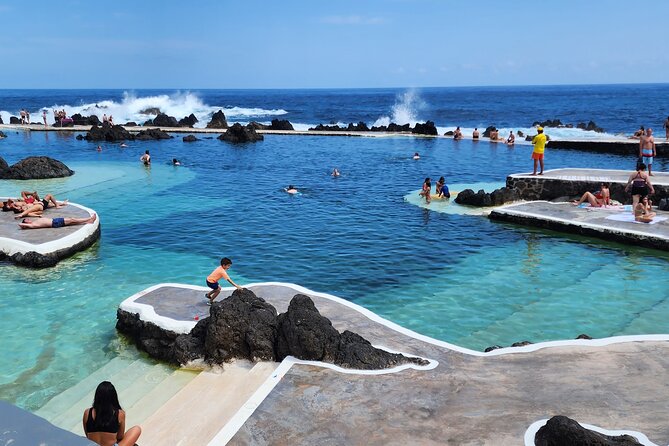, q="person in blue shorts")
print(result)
[18,214,97,229]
